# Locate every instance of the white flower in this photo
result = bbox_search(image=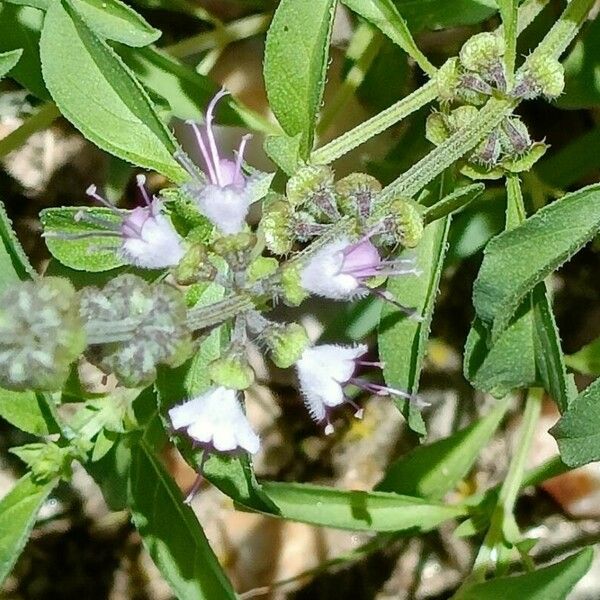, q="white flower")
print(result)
[296,344,367,432]
[195,184,253,235]
[169,386,260,454]
[296,343,424,434]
